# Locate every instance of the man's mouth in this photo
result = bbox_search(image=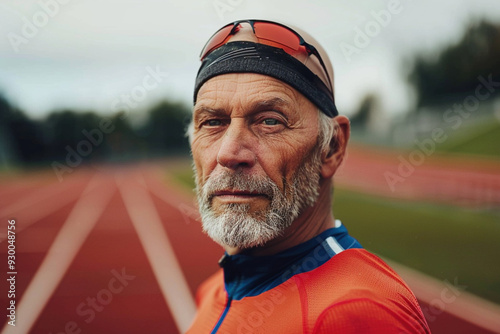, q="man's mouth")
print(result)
[211,189,269,202]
